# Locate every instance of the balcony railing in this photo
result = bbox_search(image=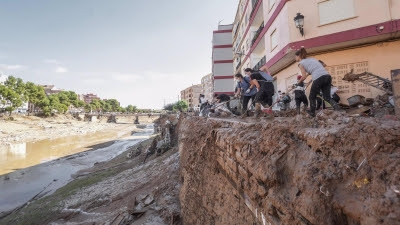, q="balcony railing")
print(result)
[253,56,266,71]
[236,60,242,71]
[251,22,264,47]
[250,0,260,19]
